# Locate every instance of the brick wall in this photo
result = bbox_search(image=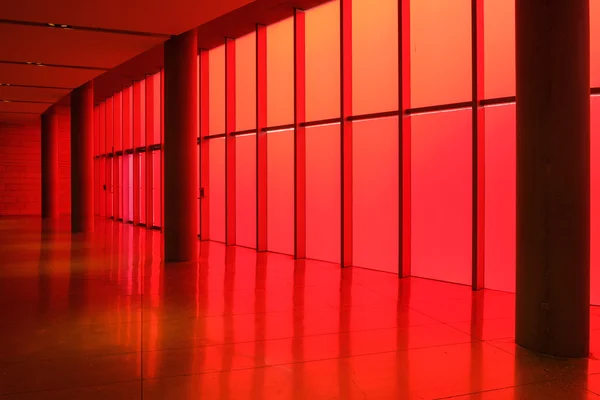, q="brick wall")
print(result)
[0,123,42,215]
[0,110,71,216]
